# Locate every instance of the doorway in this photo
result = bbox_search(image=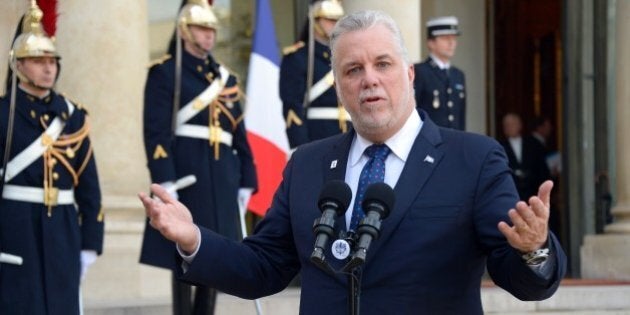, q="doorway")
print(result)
[490,0,567,251]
